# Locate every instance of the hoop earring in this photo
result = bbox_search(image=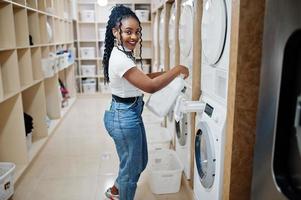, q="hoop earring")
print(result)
[114,38,119,46]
